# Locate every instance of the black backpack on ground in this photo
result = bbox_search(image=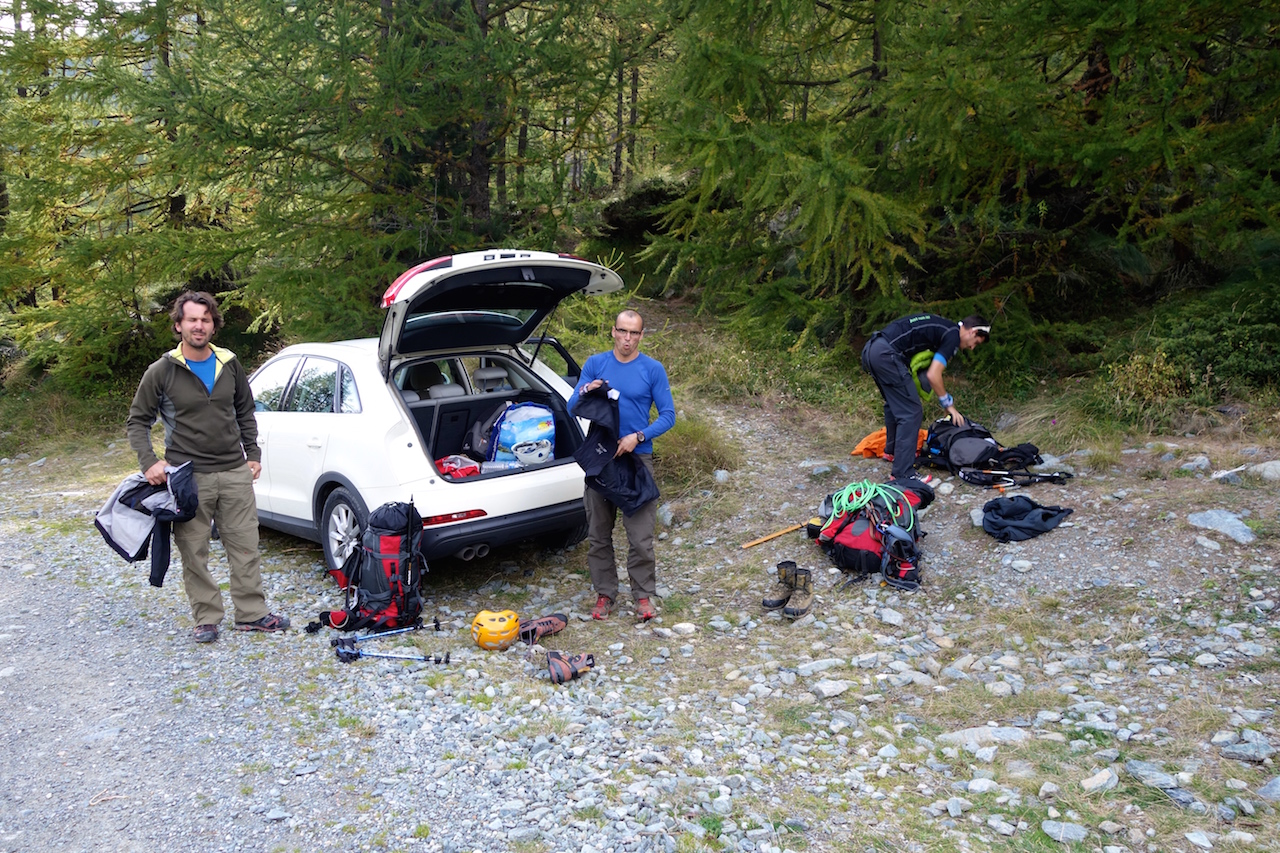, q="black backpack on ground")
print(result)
[309,501,426,632]
[917,416,1044,474]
